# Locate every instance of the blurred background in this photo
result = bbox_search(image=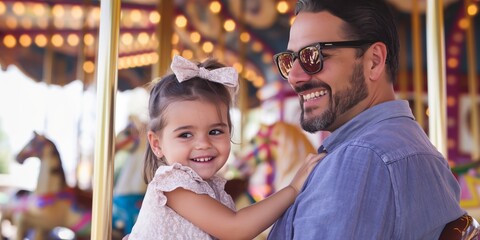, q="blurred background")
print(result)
[0,0,479,239]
